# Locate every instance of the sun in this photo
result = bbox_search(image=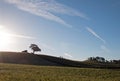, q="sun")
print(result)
[0,25,13,50]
